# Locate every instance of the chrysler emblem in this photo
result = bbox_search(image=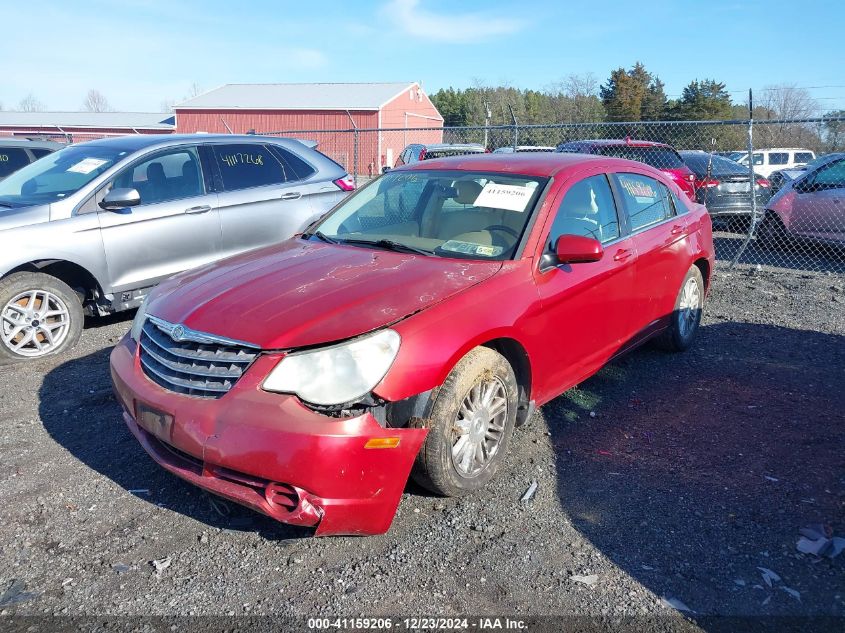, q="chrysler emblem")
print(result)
[171,325,186,342]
